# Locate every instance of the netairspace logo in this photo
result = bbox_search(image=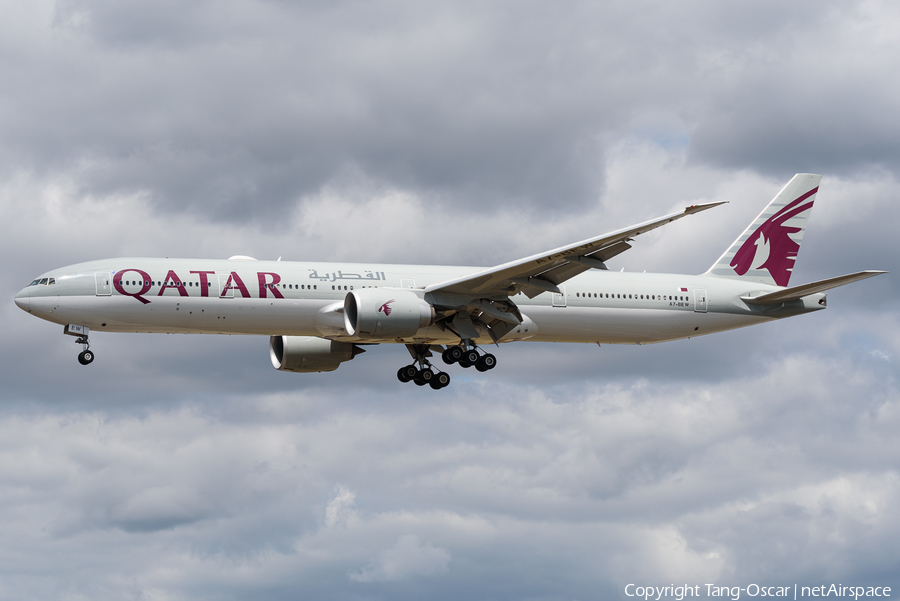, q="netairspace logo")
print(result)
[624,583,892,601]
